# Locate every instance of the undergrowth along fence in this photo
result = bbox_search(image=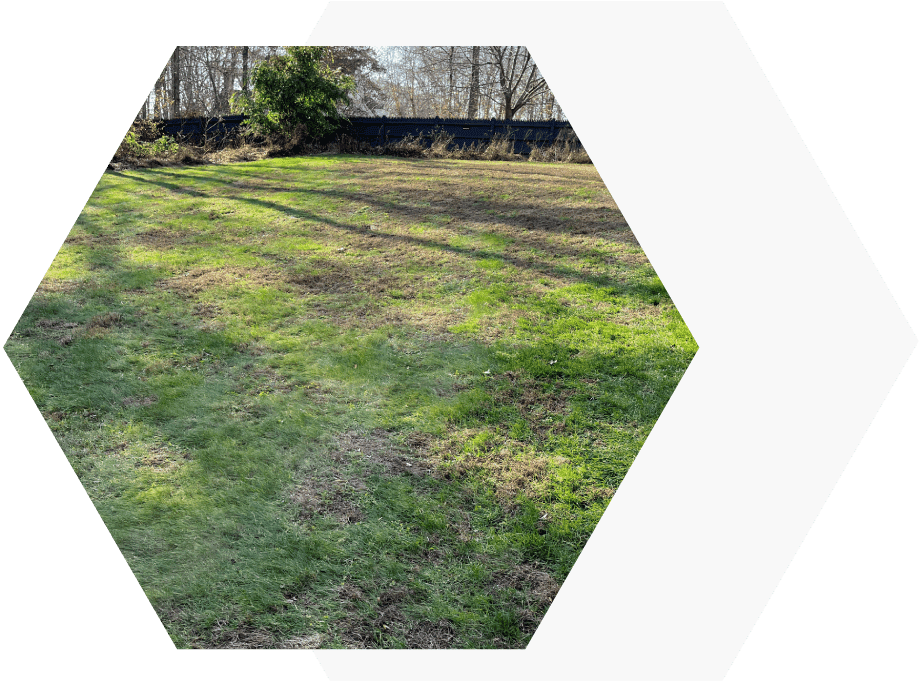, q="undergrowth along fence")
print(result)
[155,115,579,154]
[159,115,247,144]
[344,117,578,154]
